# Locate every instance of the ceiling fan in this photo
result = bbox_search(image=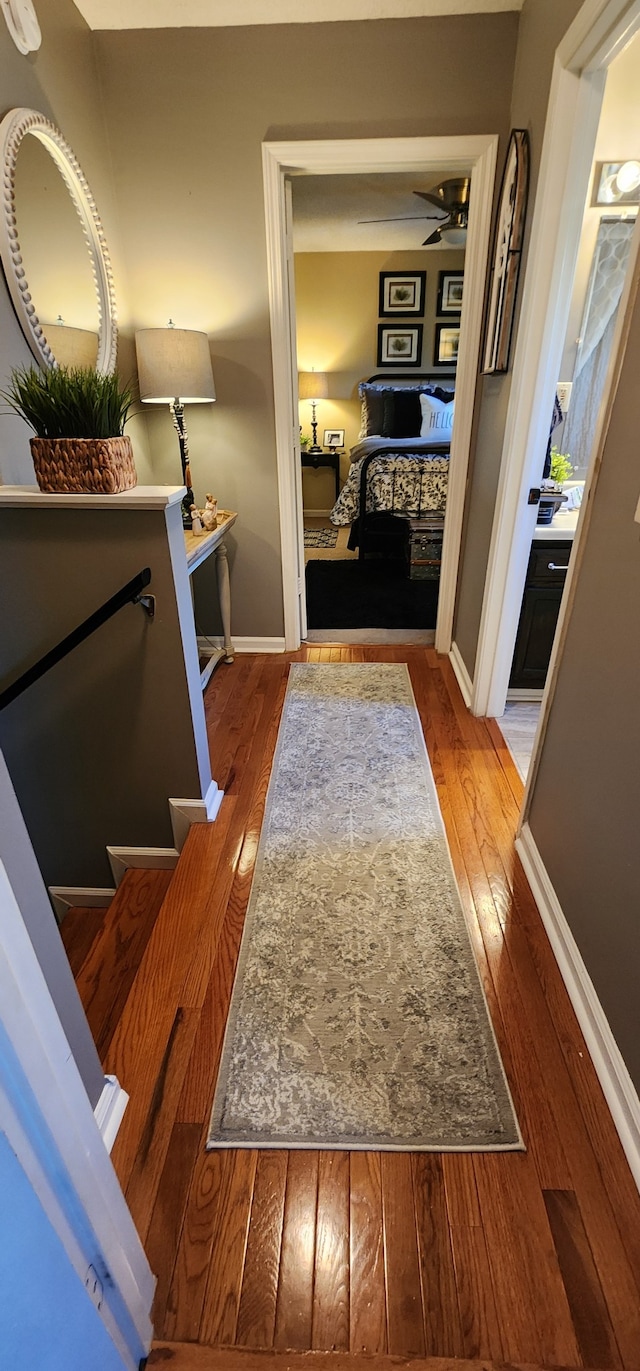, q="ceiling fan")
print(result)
[358,177,471,246]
